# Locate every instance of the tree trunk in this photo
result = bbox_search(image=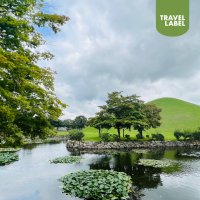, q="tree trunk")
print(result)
[98,128,101,137]
[117,127,121,139]
[139,129,143,139]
